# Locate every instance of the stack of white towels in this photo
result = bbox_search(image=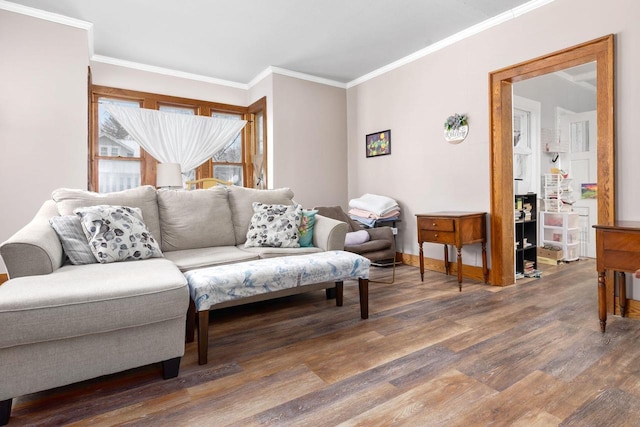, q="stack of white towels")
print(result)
[348,193,400,227]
